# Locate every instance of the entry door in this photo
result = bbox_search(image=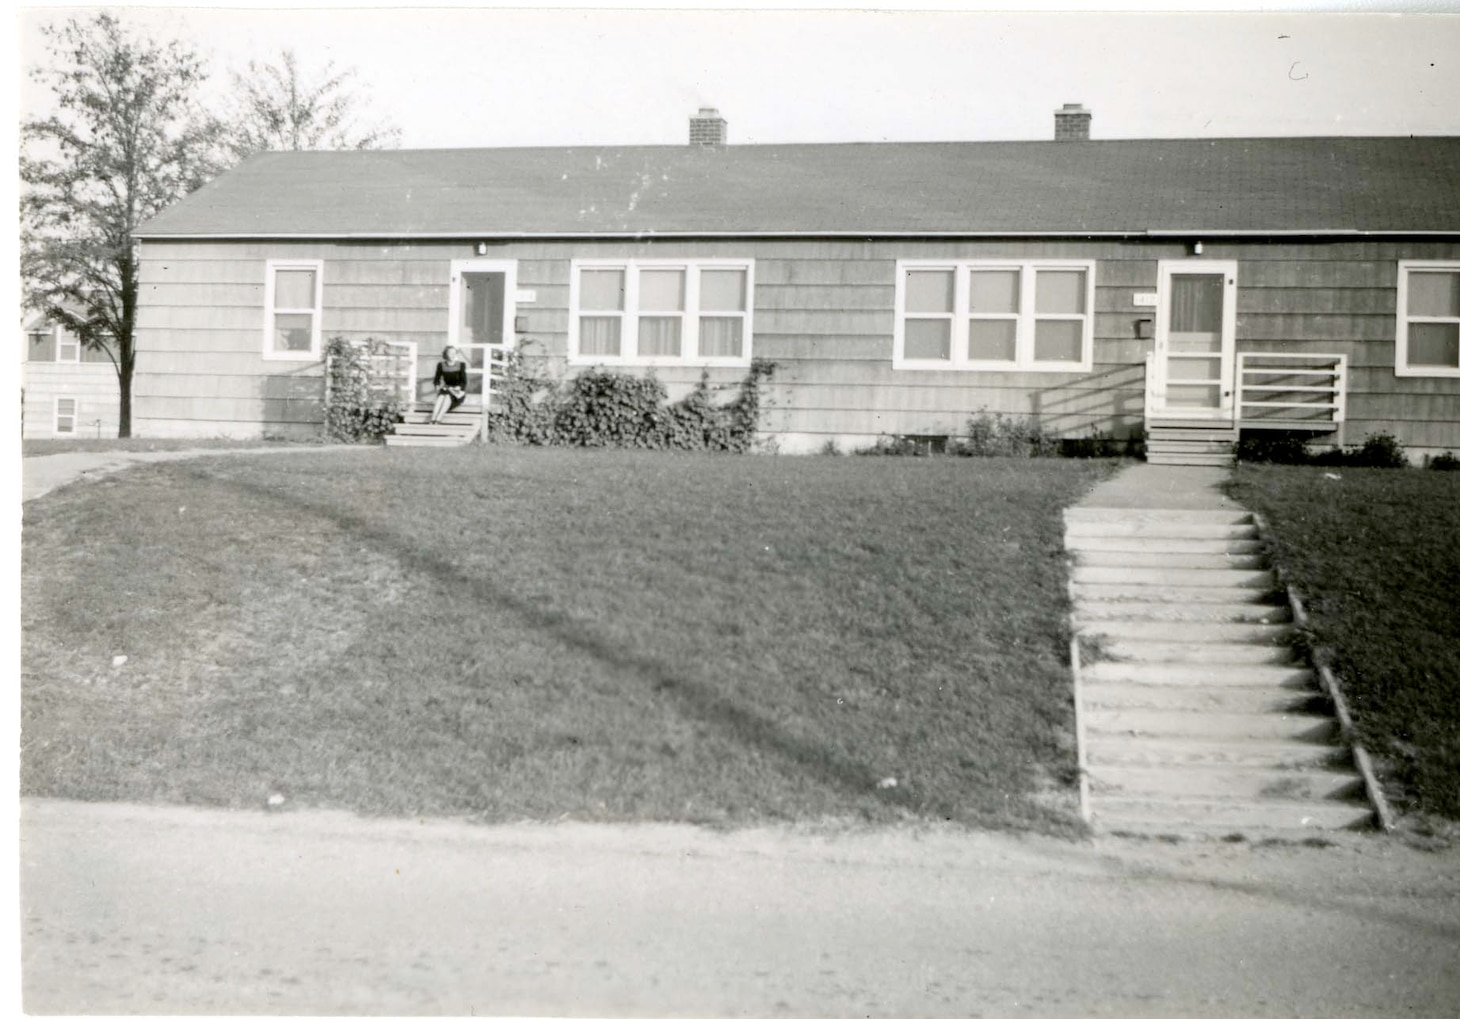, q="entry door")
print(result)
[1152,261,1238,421]
[447,260,518,408]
